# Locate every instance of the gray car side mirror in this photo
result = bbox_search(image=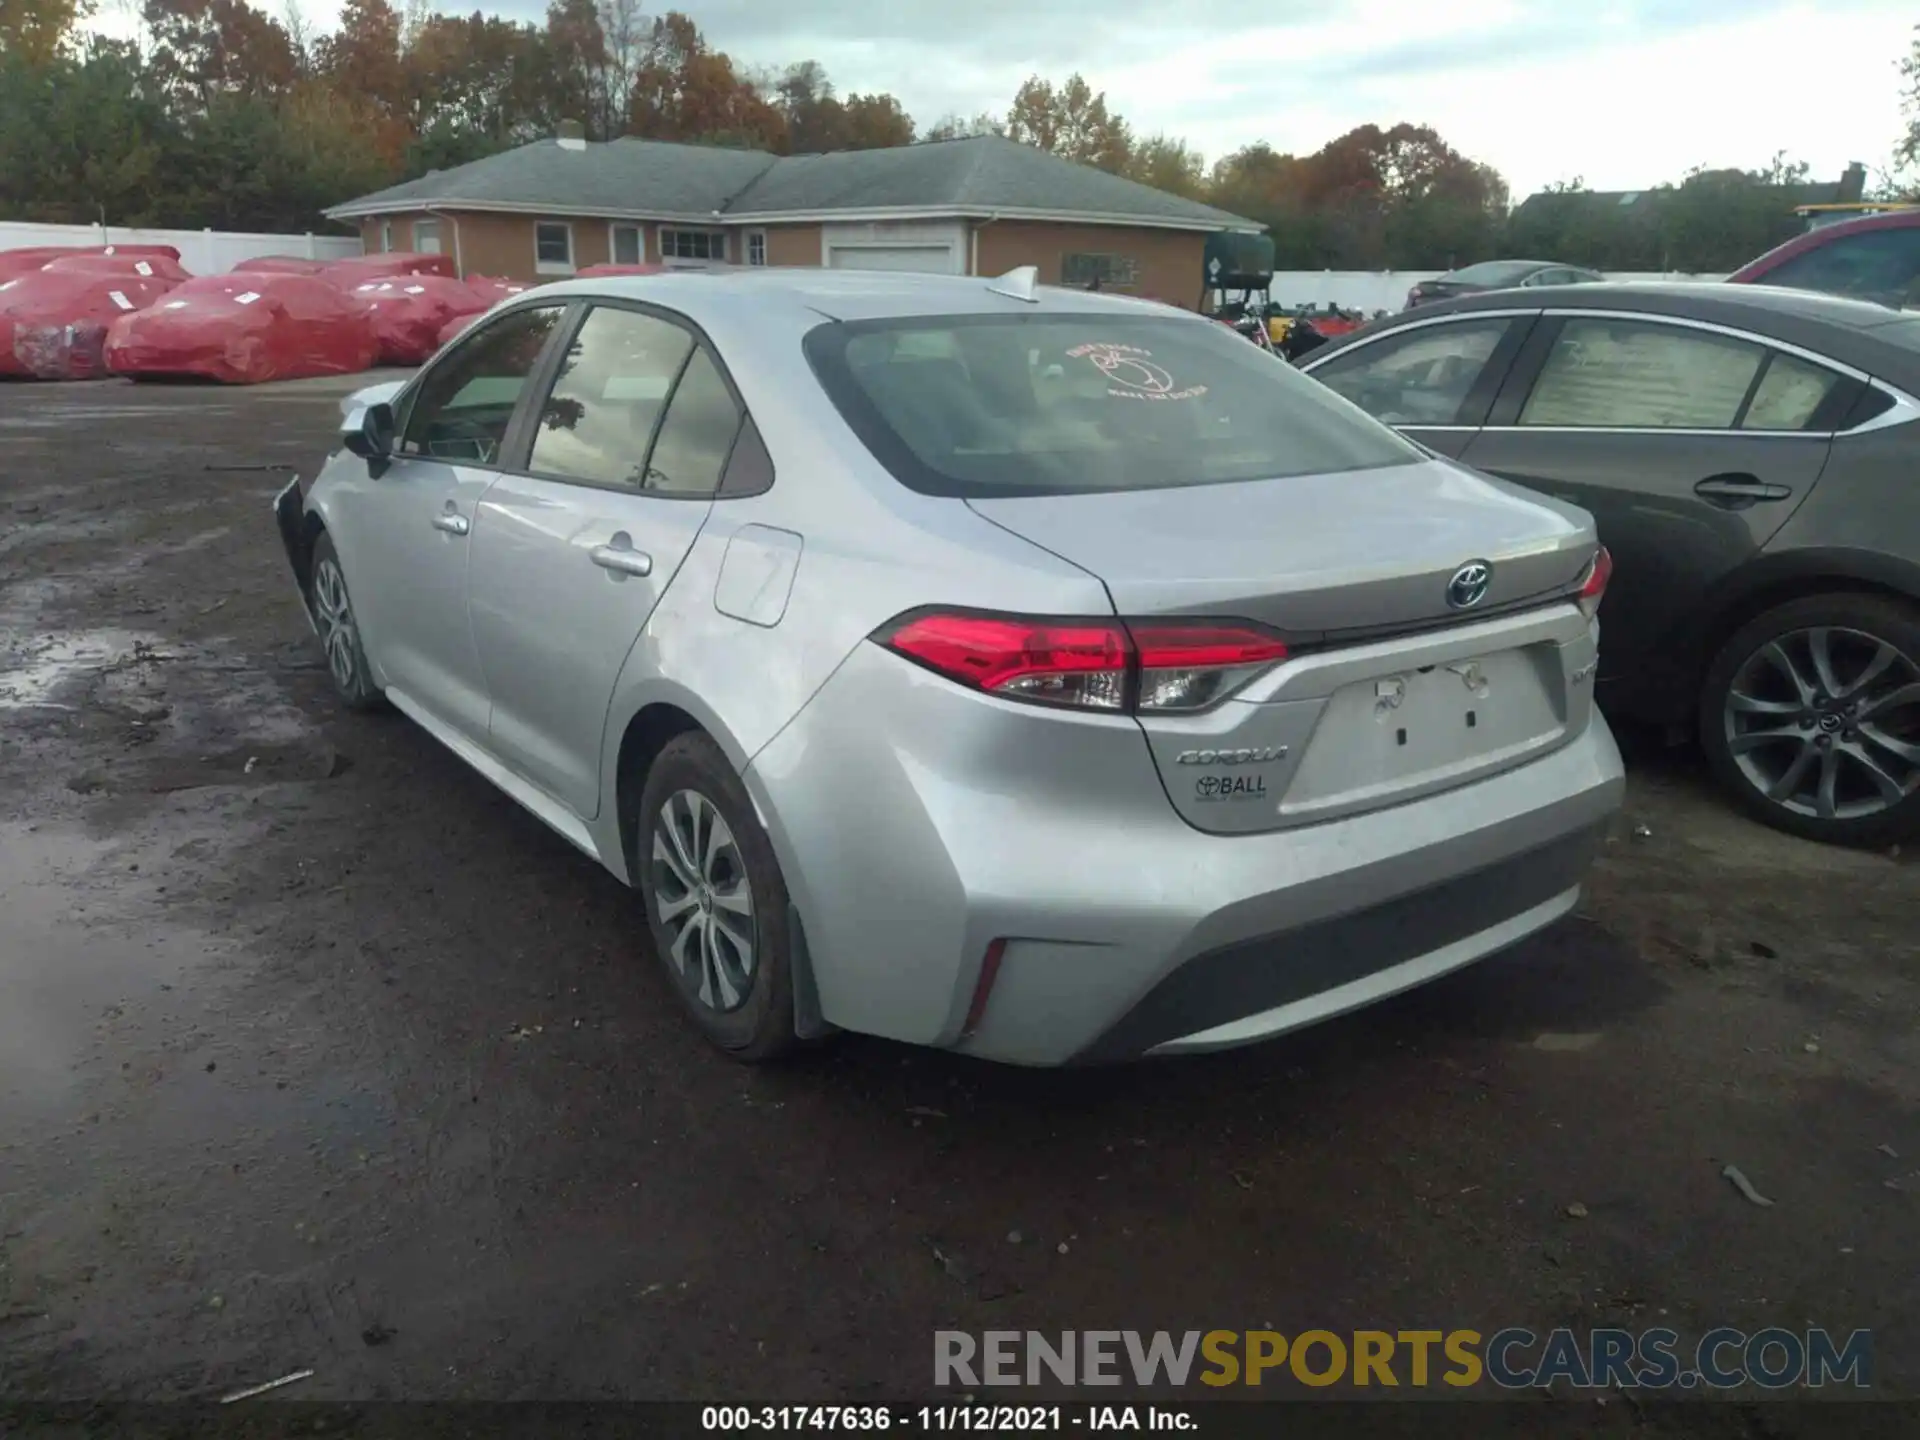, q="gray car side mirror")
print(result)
[344,401,395,462]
